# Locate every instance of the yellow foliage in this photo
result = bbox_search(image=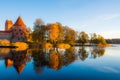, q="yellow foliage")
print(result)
[49,23,59,42]
[43,43,53,50]
[12,42,28,51]
[57,43,71,49]
[0,48,10,54]
[106,44,112,47]
[49,50,59,70]
[0,39,10,46]
[97,43,111,47]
